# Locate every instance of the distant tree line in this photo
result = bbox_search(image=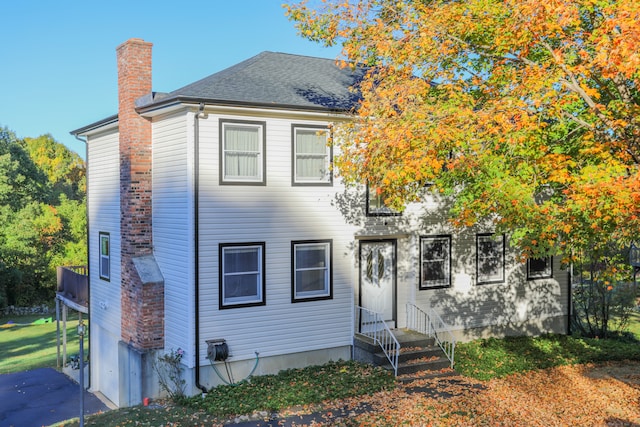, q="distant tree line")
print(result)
[0,126,86,307]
